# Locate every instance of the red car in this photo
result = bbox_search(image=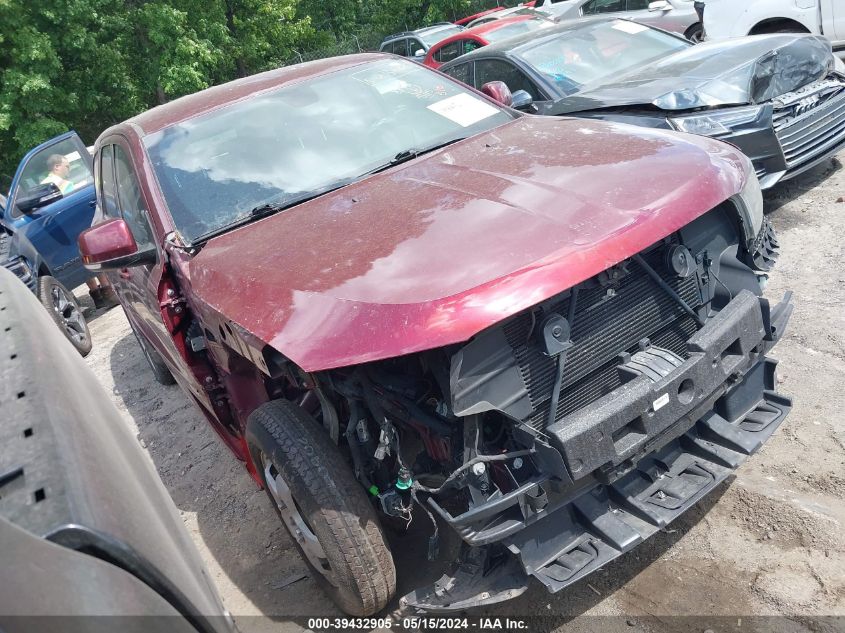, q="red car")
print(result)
[454,6,506,26]
[79,54,791,616]
[424,14,555,69]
